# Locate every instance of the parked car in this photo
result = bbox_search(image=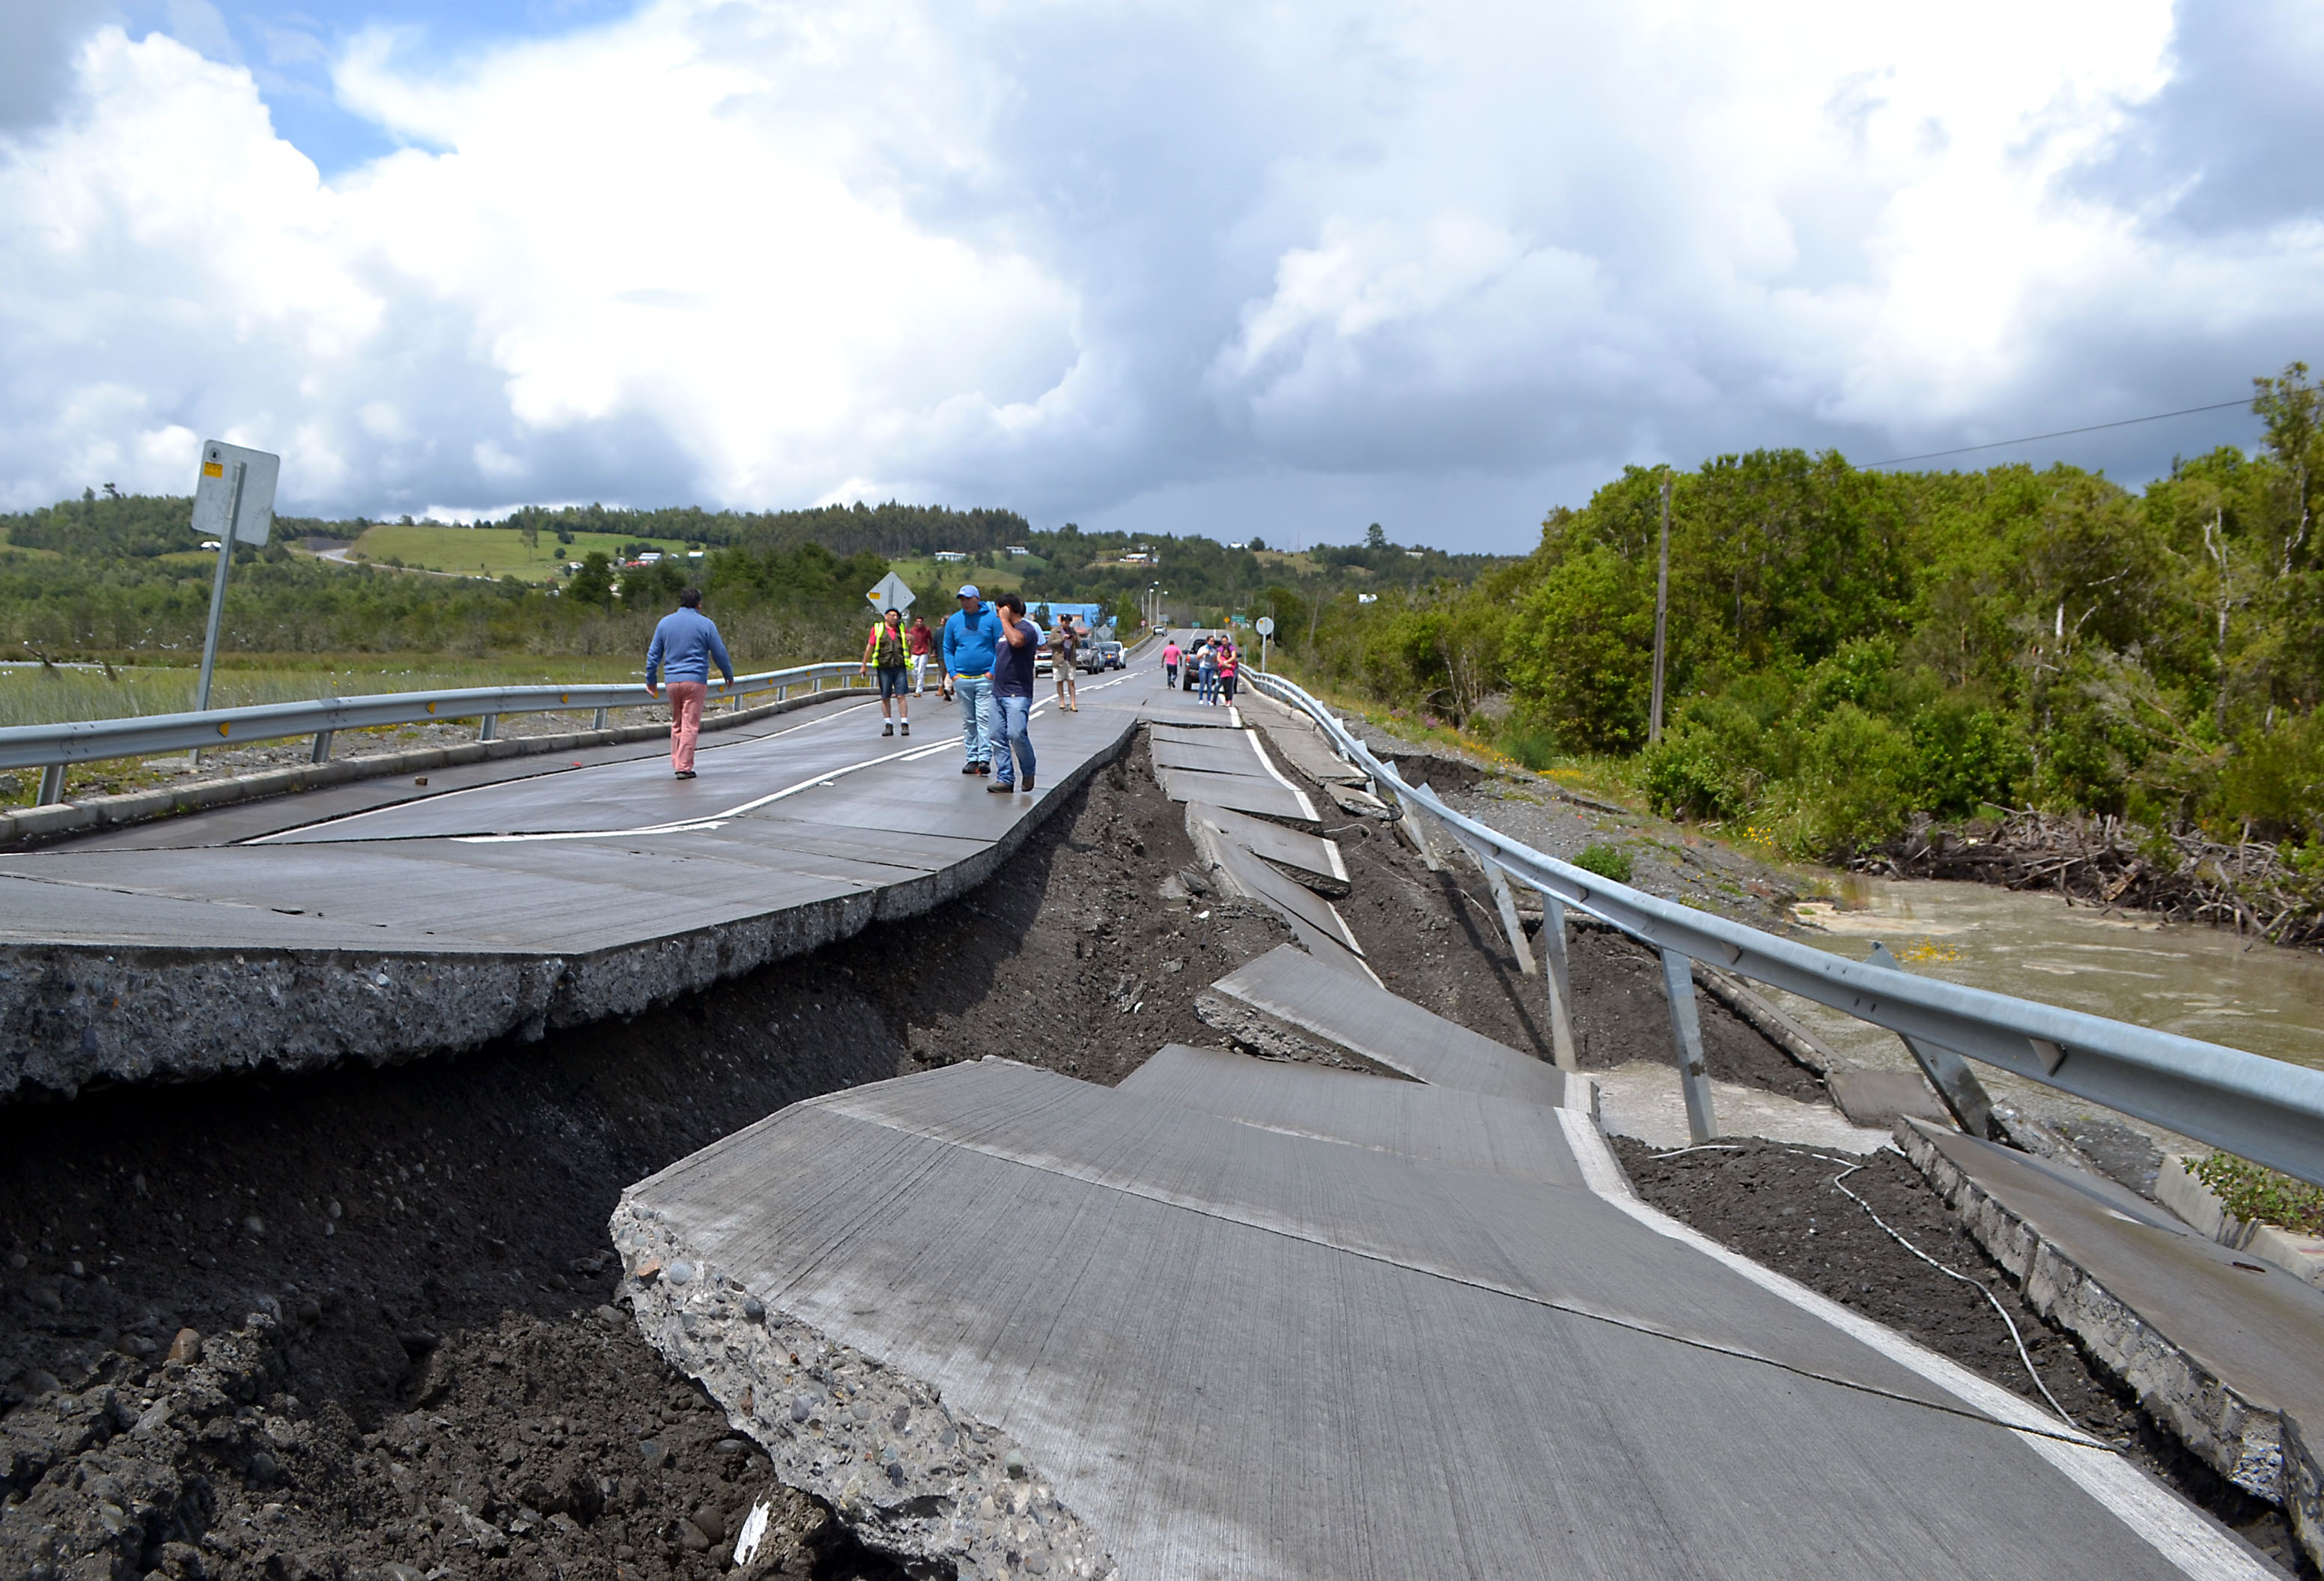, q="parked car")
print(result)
[1077,640,1122,673]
